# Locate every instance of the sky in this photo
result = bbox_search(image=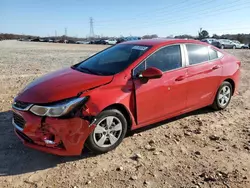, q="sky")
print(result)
[1,0,250,37]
